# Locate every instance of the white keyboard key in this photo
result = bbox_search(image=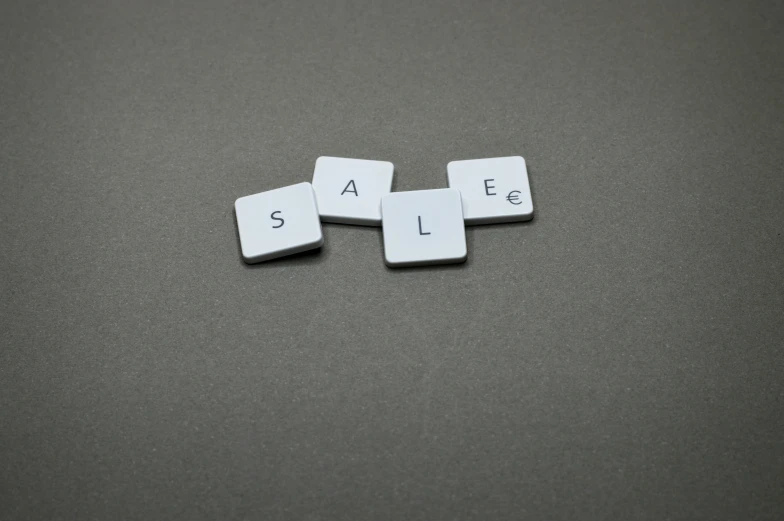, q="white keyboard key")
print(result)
[447,156,534,225]
[381,188,467,267]
[311,156,394,226]
[234,182,323,263]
